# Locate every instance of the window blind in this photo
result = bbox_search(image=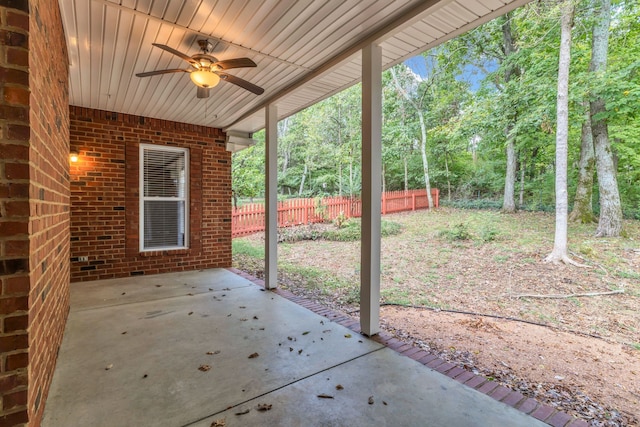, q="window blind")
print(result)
[140,145,188,250]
